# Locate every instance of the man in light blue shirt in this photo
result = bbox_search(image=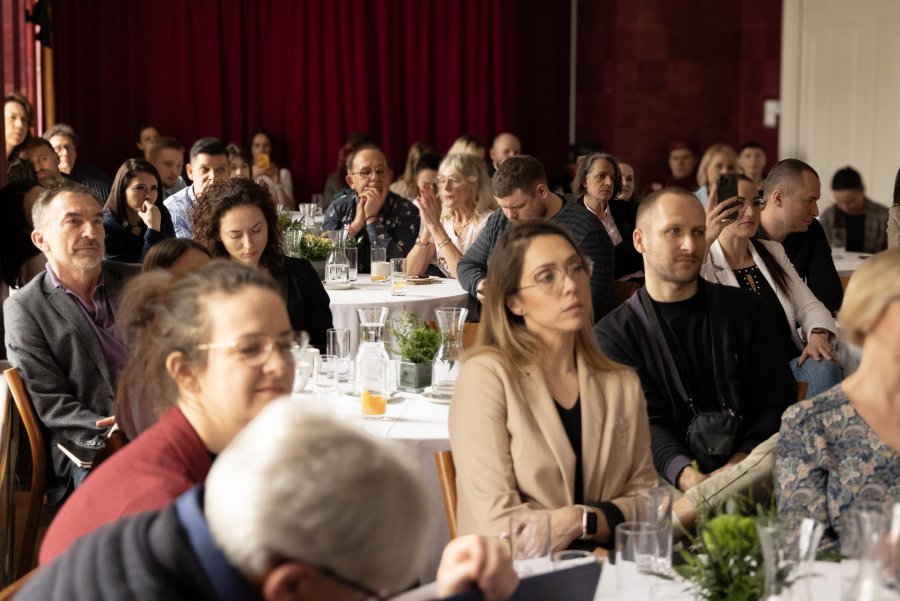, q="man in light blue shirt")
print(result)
[163,138,229,238]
